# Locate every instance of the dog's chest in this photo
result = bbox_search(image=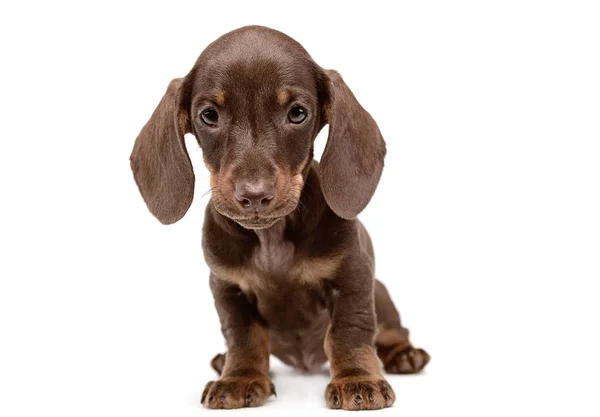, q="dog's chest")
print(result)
[214,220,341,296]
[248,222,341,287]
[251,222,295,274]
